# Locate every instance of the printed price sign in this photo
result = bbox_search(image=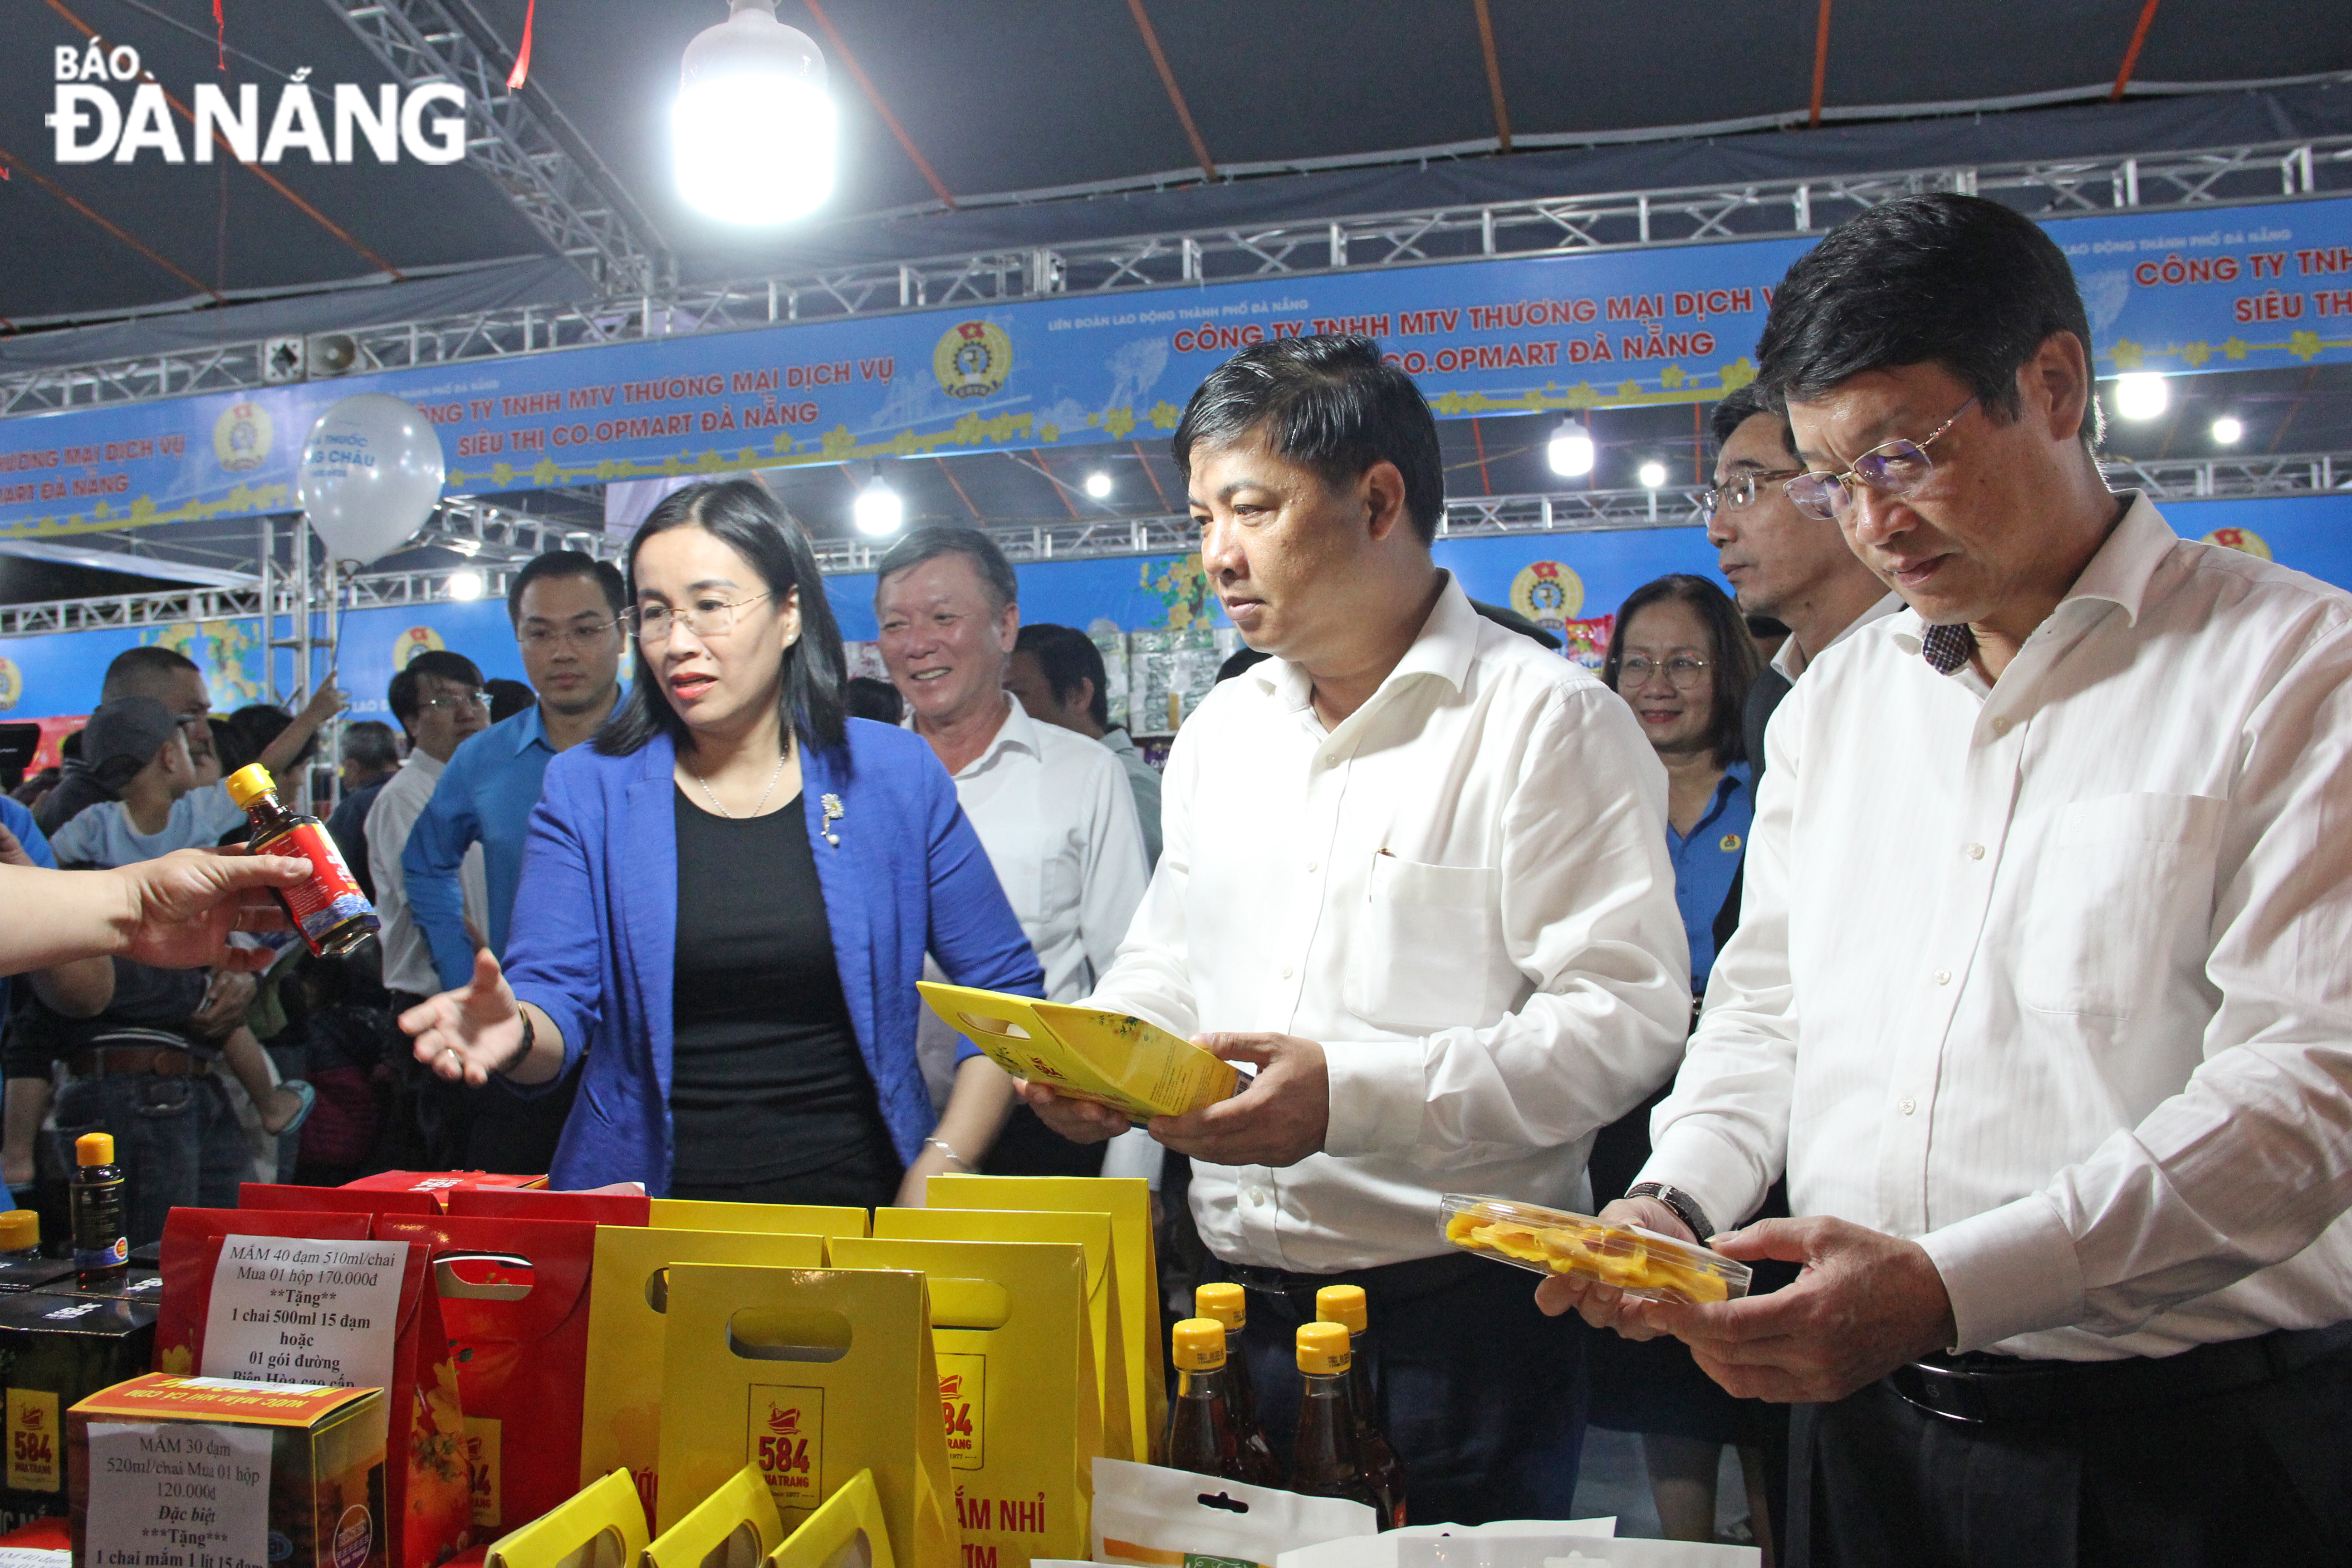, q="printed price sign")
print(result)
[199,1236,409,1391]
[83,1421,271,1568]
